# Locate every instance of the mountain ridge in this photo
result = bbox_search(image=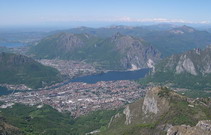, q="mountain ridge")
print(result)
[102,86,211,135]
[141,45,211,90]
[29,32,161,70]
[0,52,62,89]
